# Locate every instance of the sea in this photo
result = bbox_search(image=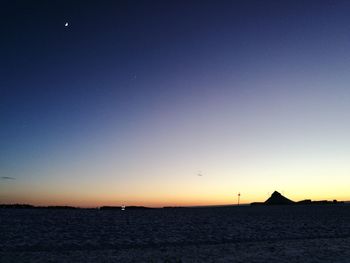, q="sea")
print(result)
[1,205,350,262]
